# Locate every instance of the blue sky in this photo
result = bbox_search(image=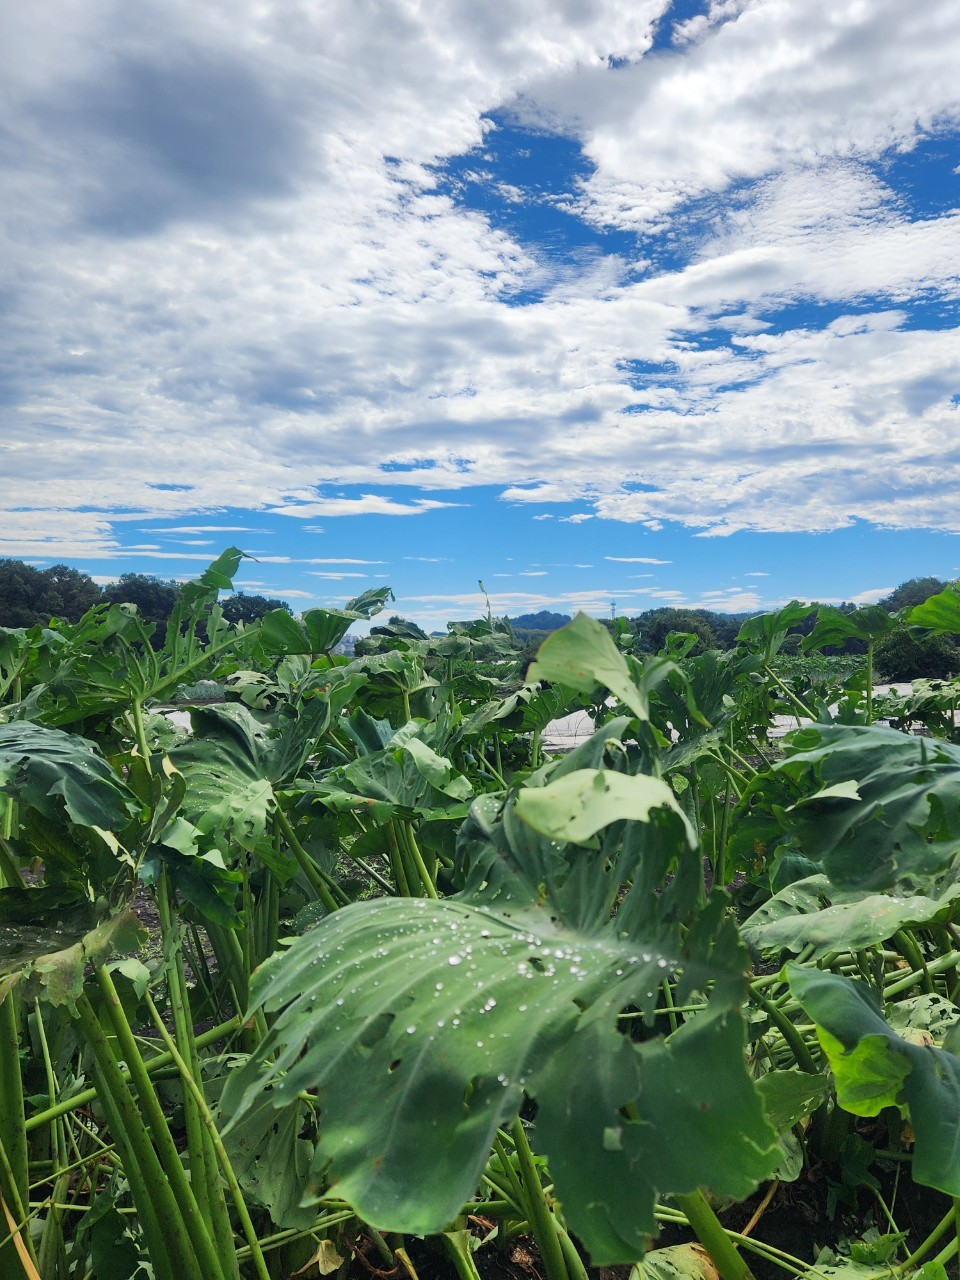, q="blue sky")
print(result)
[2,0,959,630]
